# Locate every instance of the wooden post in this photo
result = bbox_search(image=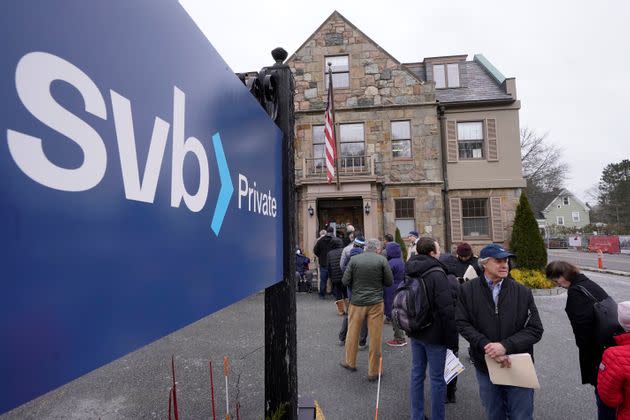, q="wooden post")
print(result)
[264,47,297,420]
